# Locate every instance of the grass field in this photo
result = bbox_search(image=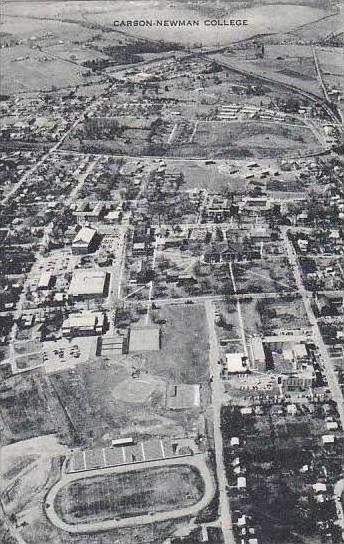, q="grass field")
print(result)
[148,304,210,383]
[191,120,319,158]
[233,258,296,295]
[0,371,60,444]
[88,117,320,159]
[55,465,204,524]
